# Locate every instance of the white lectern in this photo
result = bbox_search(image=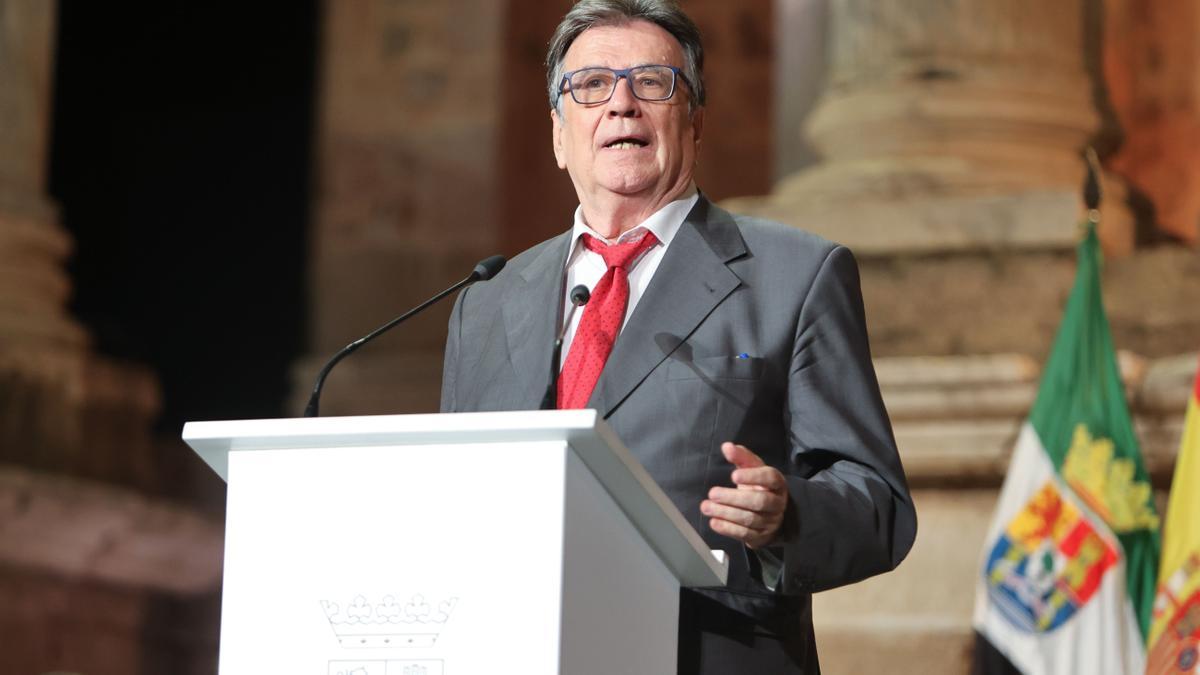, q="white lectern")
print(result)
[182,409,728,675]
